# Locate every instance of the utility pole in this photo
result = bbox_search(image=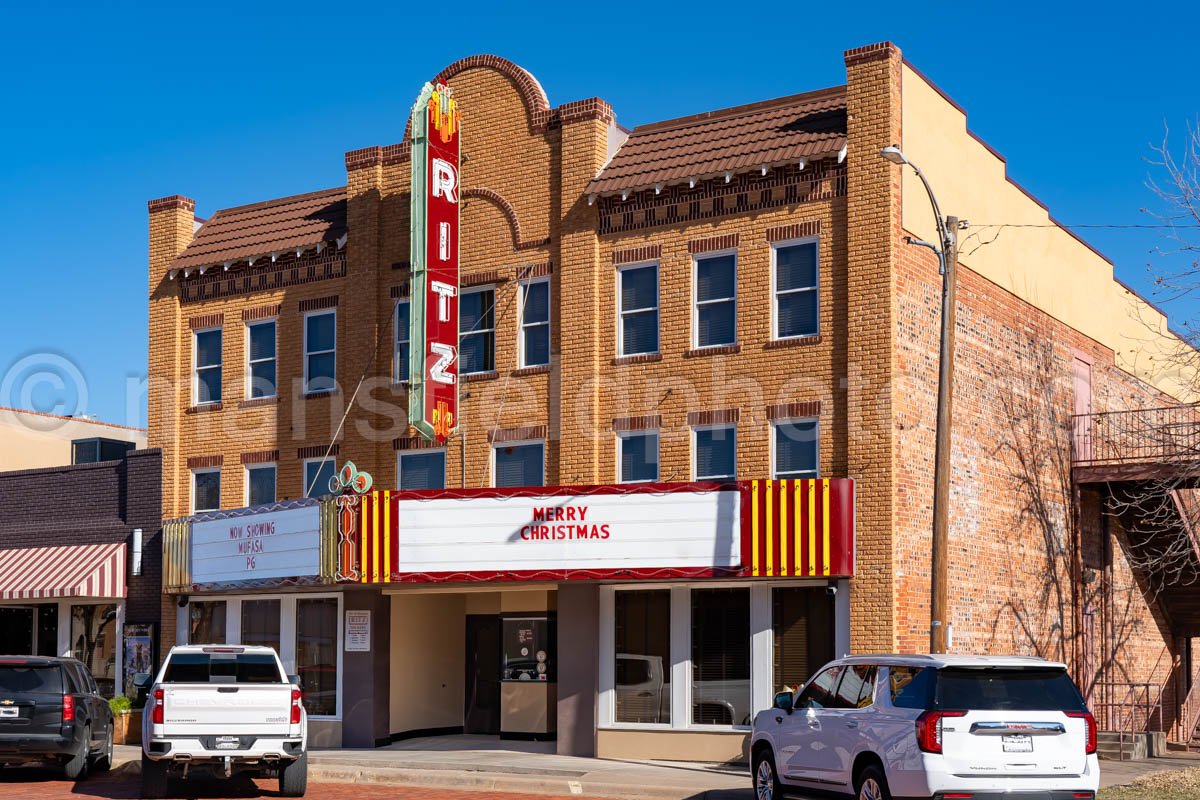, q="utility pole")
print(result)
[930,215,959,654]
